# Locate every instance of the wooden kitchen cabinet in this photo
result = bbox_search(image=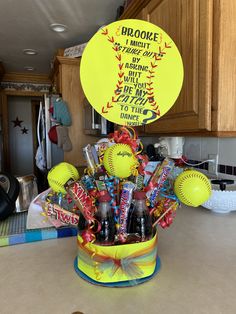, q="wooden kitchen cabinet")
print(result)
[121,0,236,136]
[52,56,98,167]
